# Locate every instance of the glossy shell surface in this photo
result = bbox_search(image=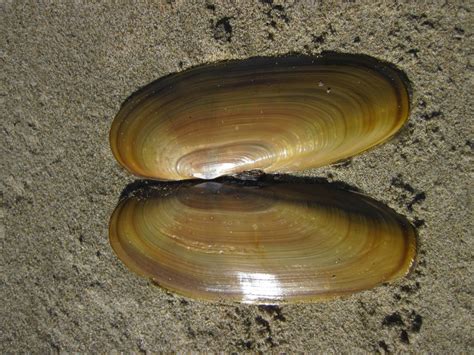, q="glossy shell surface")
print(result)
[110,54,410,180]
[109,182,416,303]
